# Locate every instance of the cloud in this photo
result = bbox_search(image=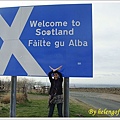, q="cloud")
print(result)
[93,3,120,76]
